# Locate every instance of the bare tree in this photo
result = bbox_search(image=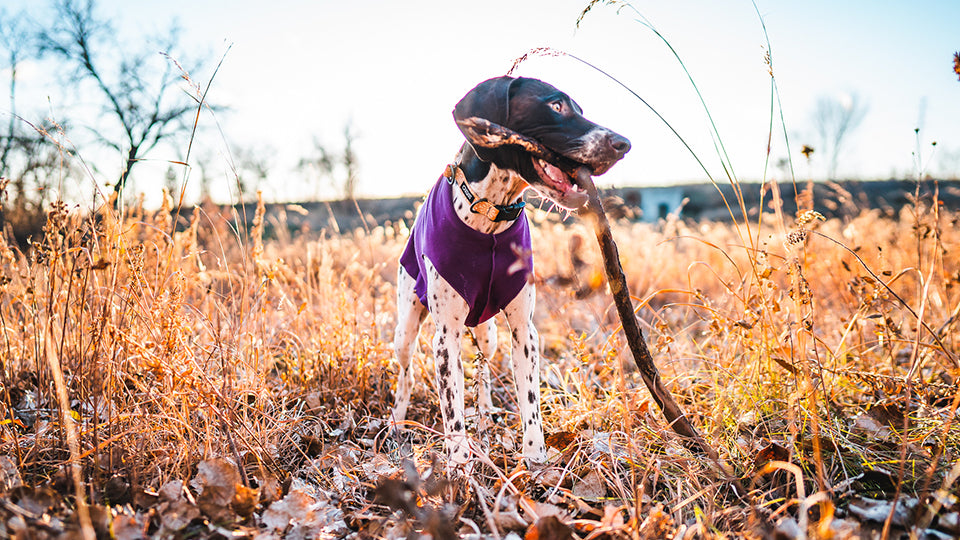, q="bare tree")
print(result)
[297,122,361,200]
[37,0,201,199]
[0,9,30,178]
[297,138,335,200]
[341,123,359,200]
[0,9,73,240]
[231,144,271,202]
[813,93,867,179]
